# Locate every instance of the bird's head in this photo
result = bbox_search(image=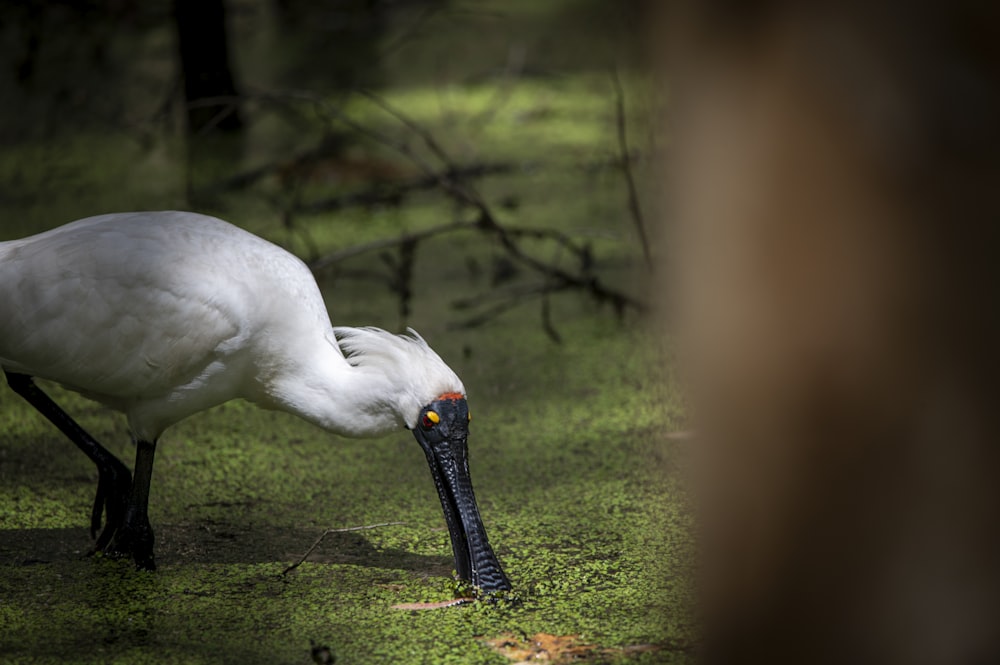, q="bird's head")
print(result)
[333,326,465,429]
[333,327,511,593]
